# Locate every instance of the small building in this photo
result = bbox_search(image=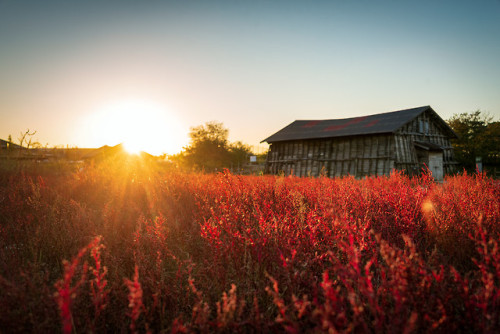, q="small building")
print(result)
[262,106,458,181]
[0,139,24,150]
[0,139,26,159]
